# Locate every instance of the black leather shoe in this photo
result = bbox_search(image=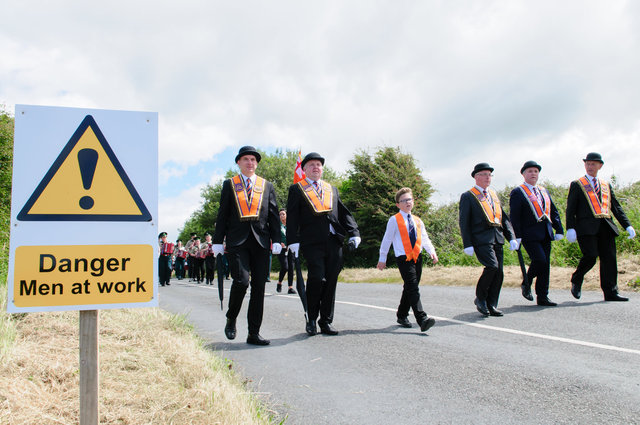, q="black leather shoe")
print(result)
[306,320,317,336]
[474,298,490,316]
[537,297,557,306]
[488,306,504,316]
[246,334,270,345]
[397,317,412,328]
[165,282,170,286]
[419,317,436,332]
[571,282,581,299]
[319,323,339,335]
[276,283,282,293]
[604,293,629,302]
[287,288,297,294]
[521,282,533,301]
[224,319,236,340]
